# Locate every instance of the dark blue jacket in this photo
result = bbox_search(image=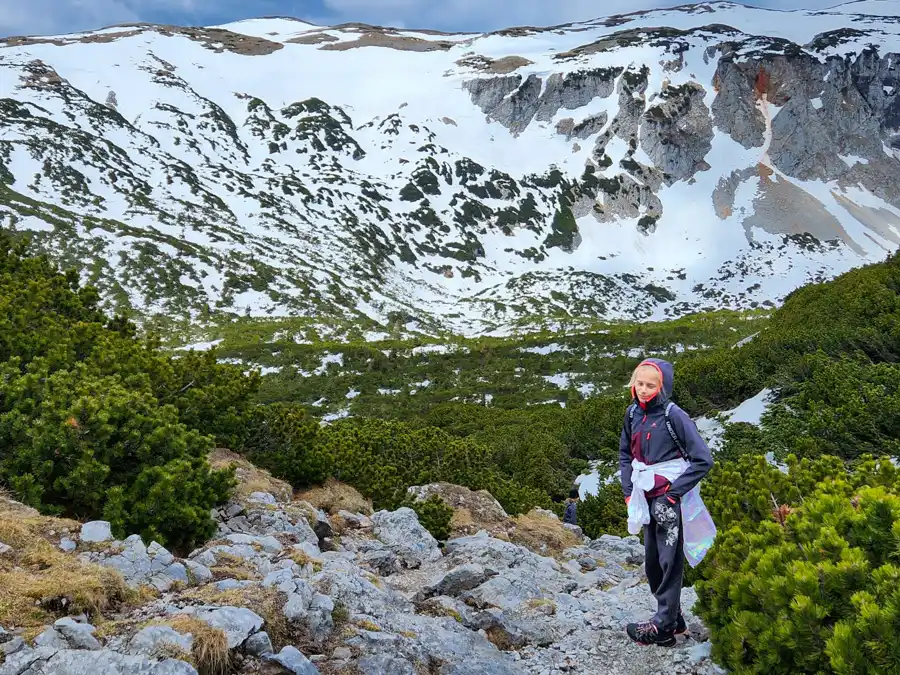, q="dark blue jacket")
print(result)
[619,358,713,500]
[563,500,577,525]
